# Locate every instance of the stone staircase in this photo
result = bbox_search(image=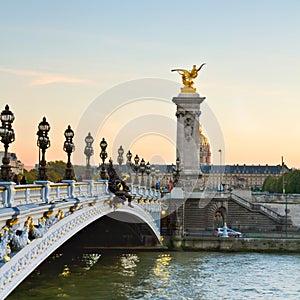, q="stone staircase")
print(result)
[182,192,298,235]
[228,193,296,233]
